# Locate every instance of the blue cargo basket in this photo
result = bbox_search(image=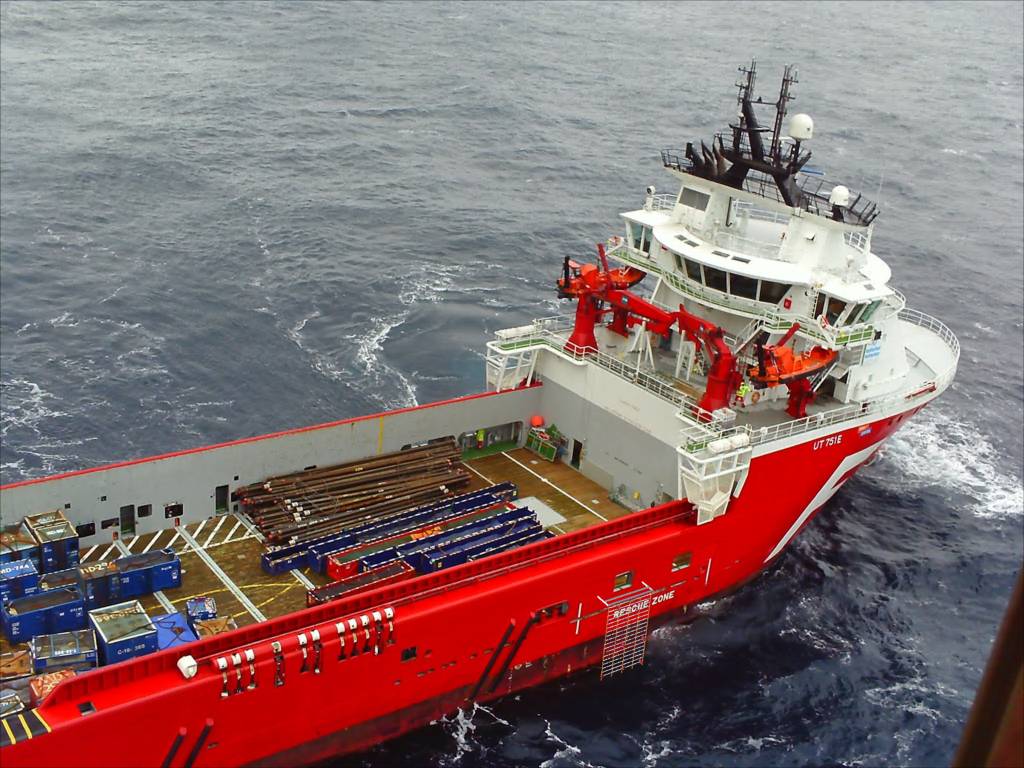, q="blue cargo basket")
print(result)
[89,600,158,665]
[30,629,98,674]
